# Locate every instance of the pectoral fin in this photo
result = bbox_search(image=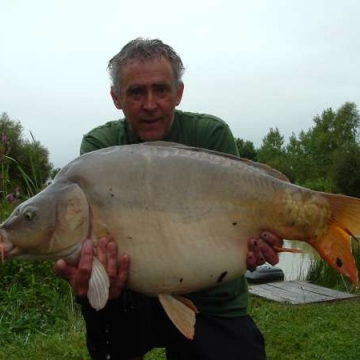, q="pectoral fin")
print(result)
[158,294,198,340]
[88,257,110,310]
